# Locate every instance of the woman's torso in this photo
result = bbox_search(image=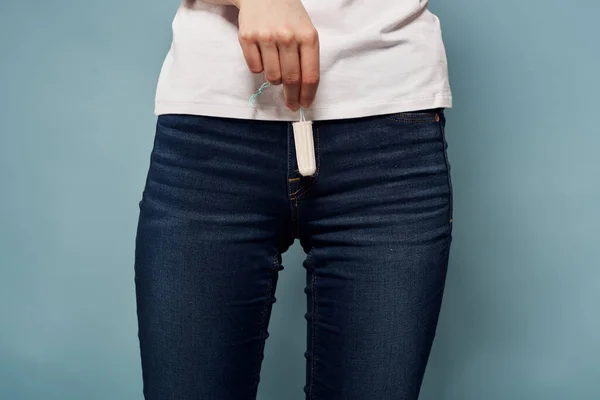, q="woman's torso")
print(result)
[155,0,452,121]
